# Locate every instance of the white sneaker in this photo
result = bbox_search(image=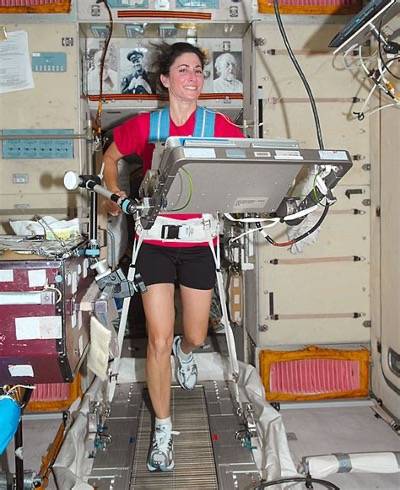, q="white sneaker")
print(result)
[147,426,174,472]
[172,336,198,391]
